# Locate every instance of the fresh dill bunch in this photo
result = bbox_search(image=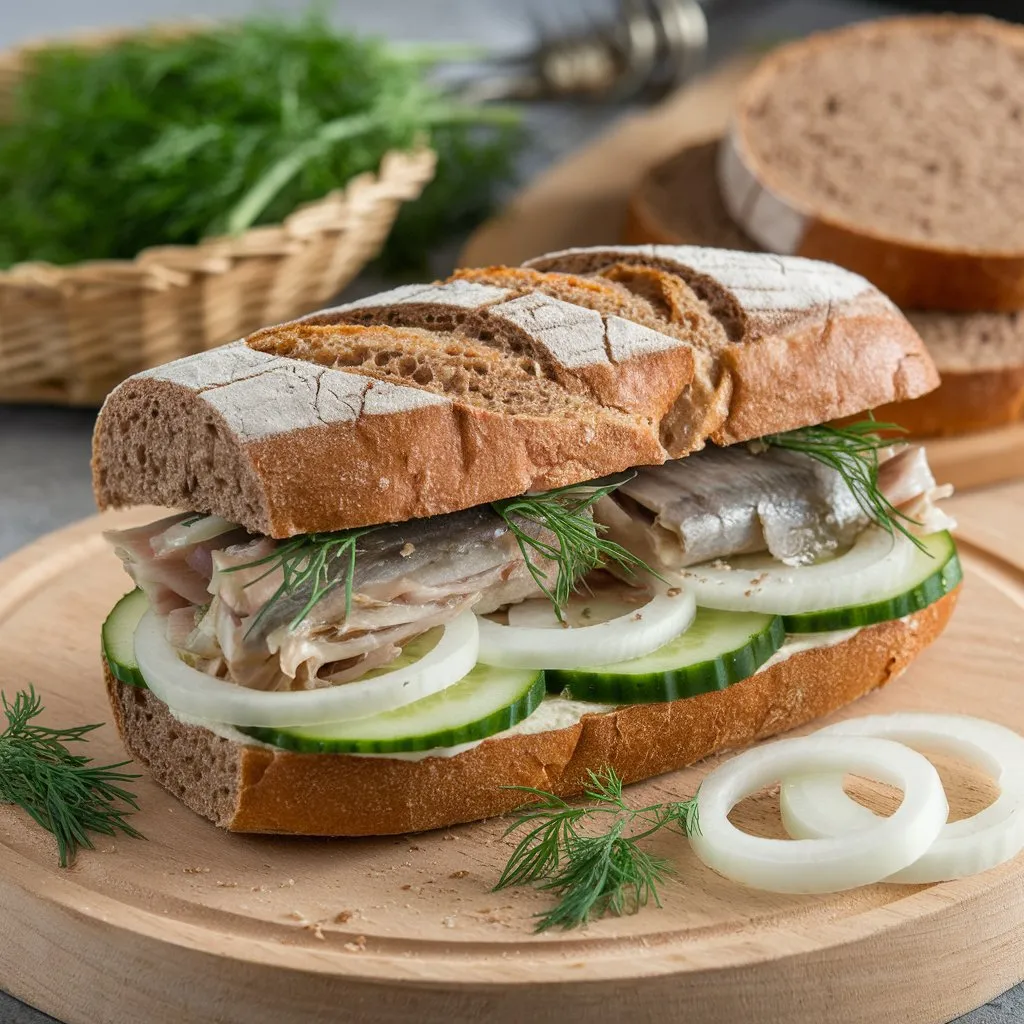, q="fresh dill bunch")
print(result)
[0,12,522,272]
[492,478,656,622]
[763,418,927,553]
[495,767,700,932]
[0,687,143,867]
[220,525,380,635]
